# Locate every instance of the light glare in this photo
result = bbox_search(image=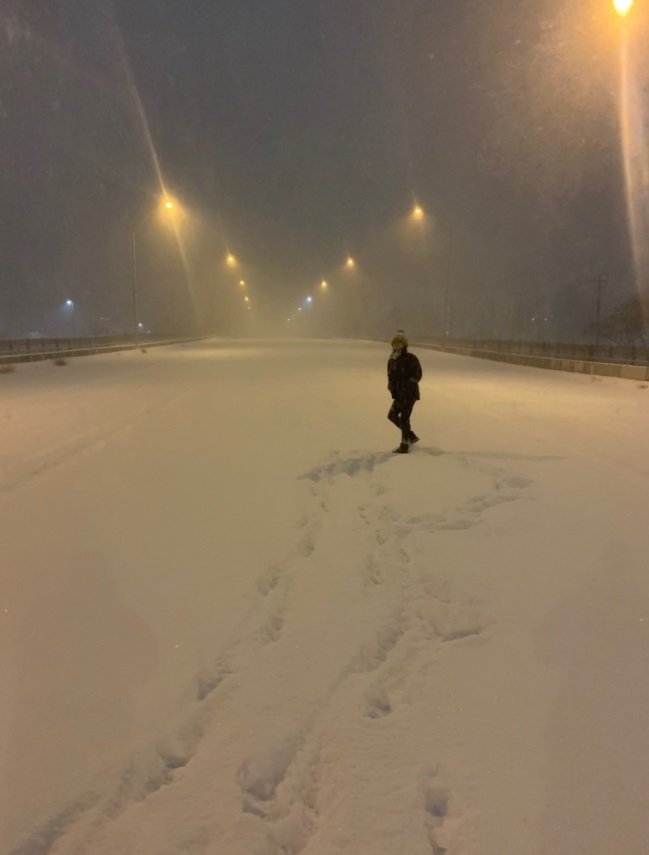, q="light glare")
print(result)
[614,0,633,16]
